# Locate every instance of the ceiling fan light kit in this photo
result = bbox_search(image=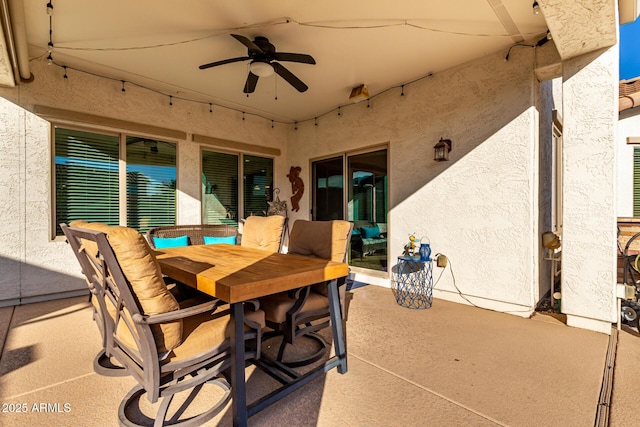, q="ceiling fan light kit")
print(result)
[249,61,274,77]
[349,84,369,103]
